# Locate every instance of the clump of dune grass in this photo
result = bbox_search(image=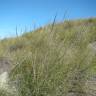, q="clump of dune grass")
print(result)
[8,18,96,96]
[0,18,96,96]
